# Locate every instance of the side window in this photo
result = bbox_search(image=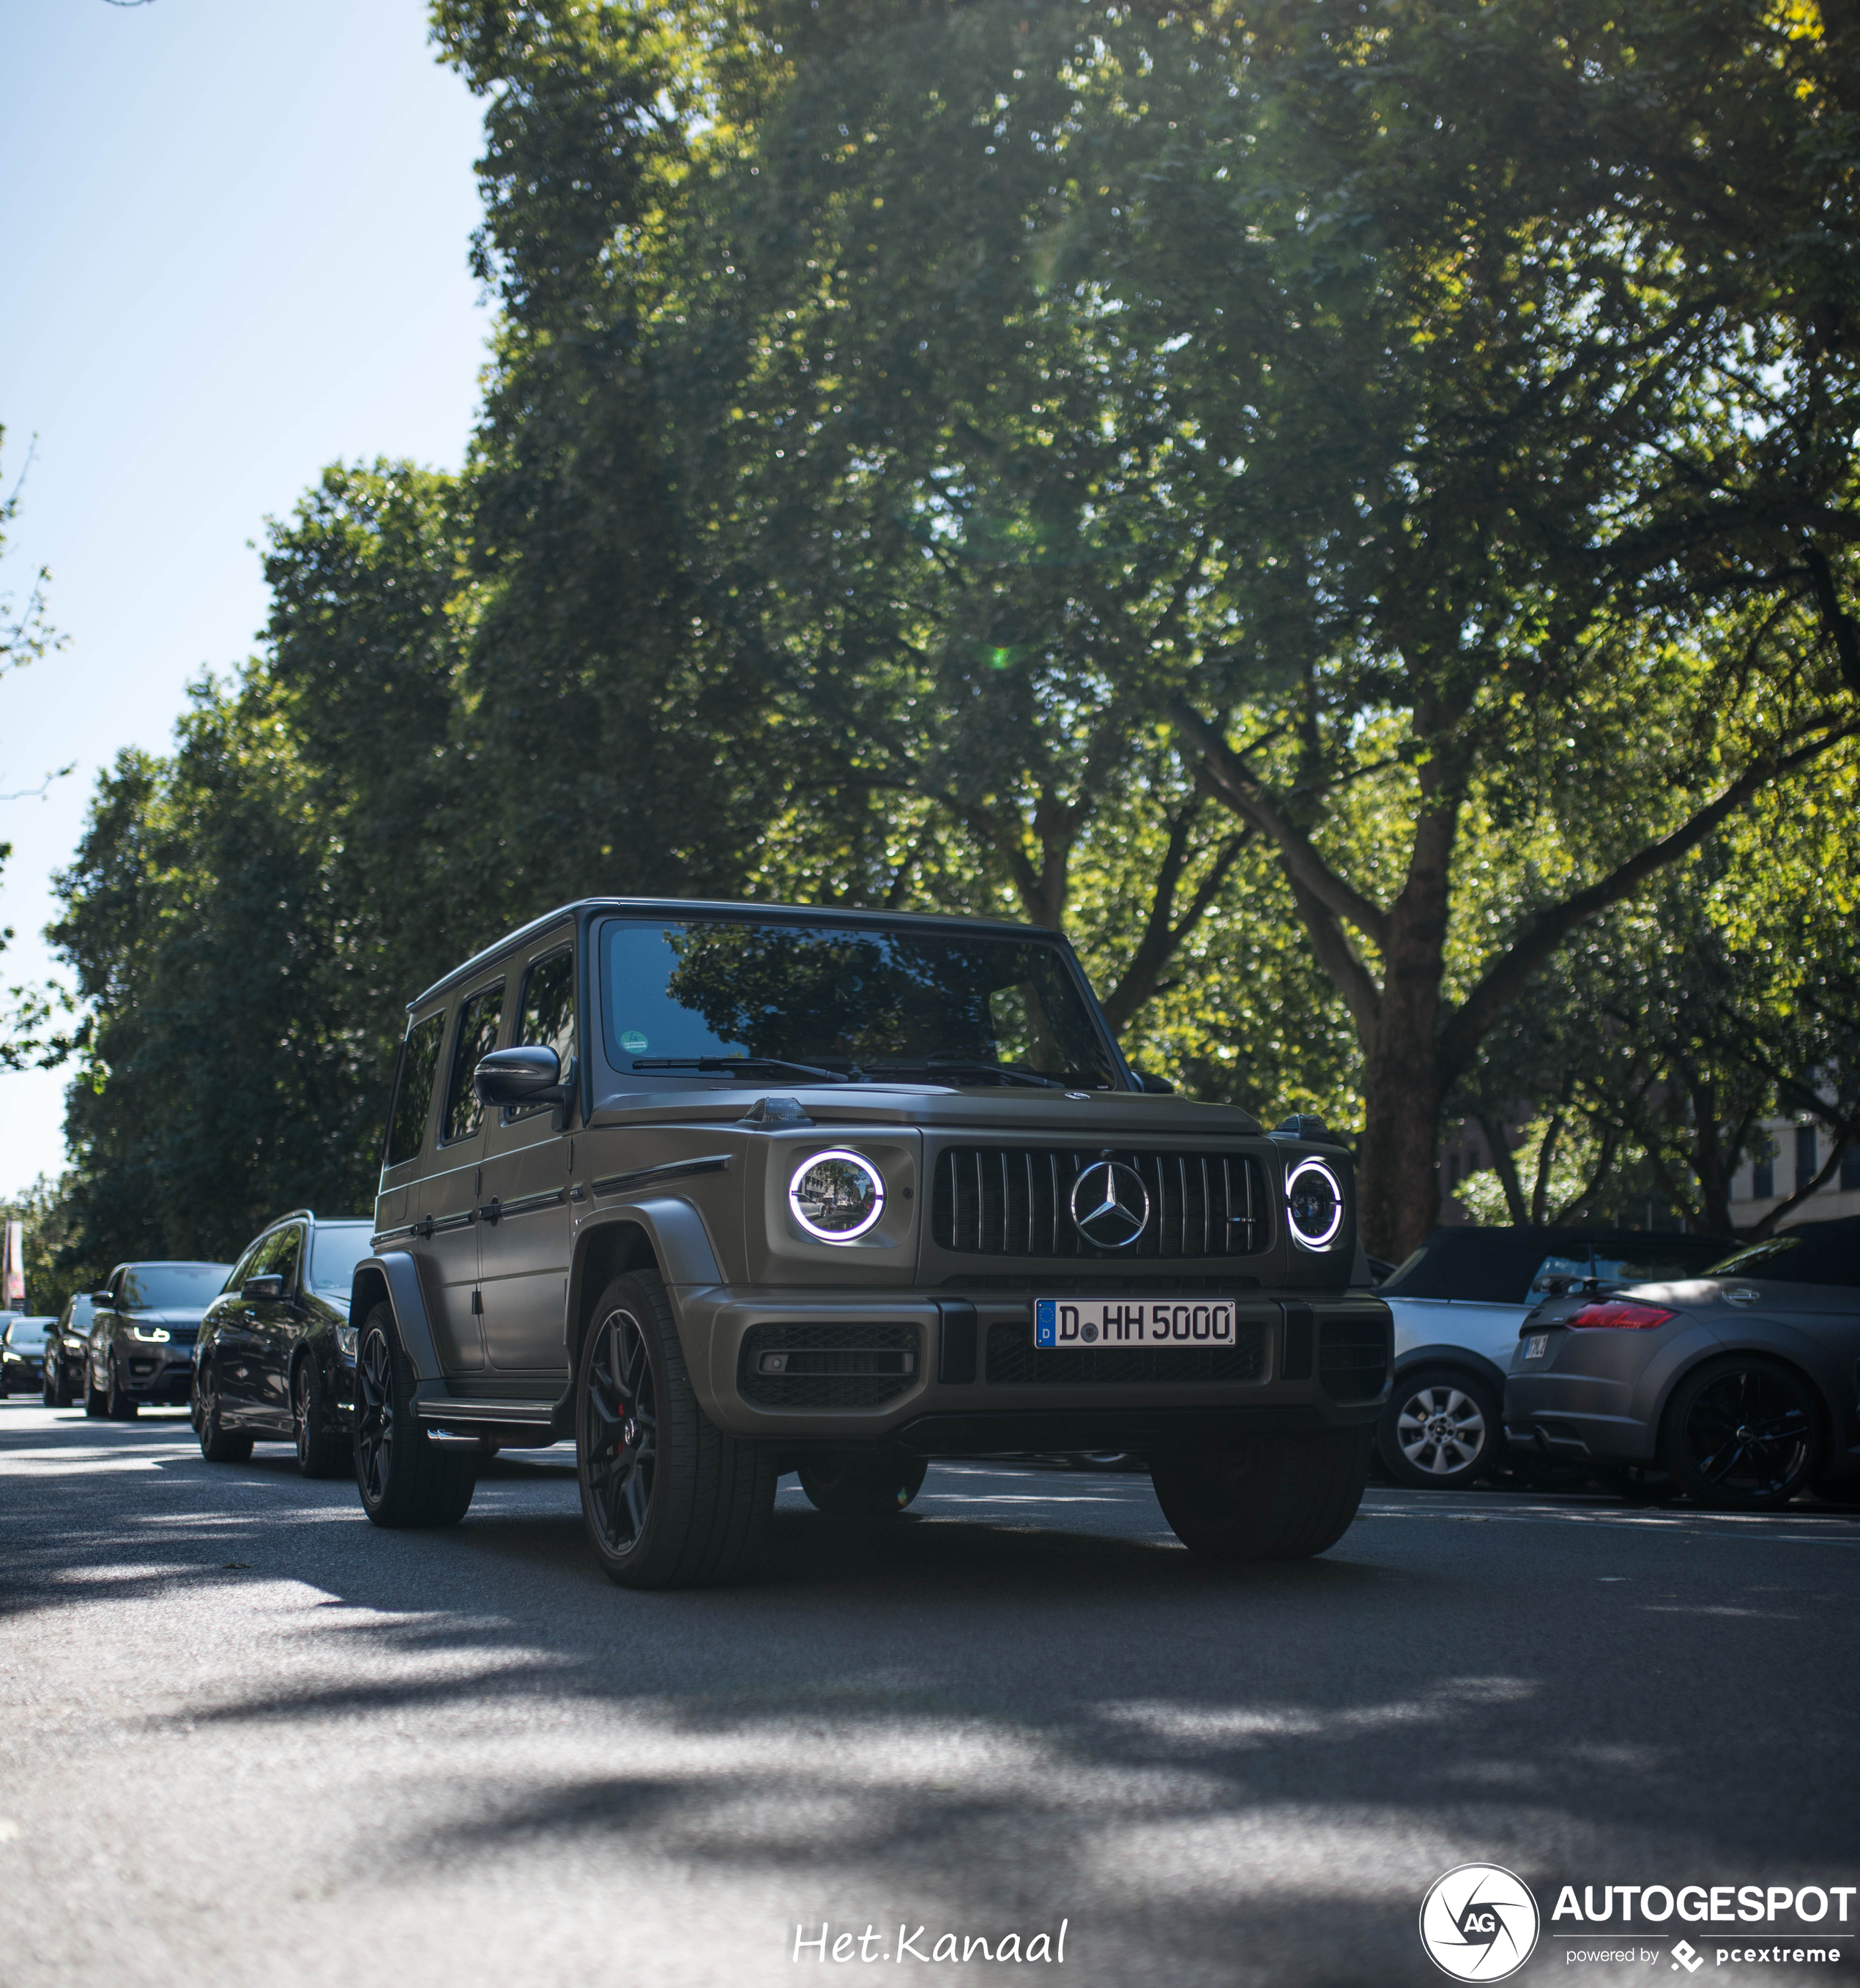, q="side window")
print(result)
[264,1226,304,1292]
[513,948,575,1114]
[442,981,505,1144]
[226,1240,265,1293]
[386,1011,446,1167]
